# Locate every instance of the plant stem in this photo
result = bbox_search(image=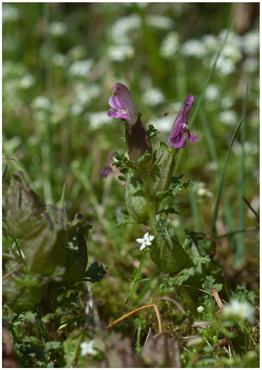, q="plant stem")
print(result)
[121,250,147,315]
